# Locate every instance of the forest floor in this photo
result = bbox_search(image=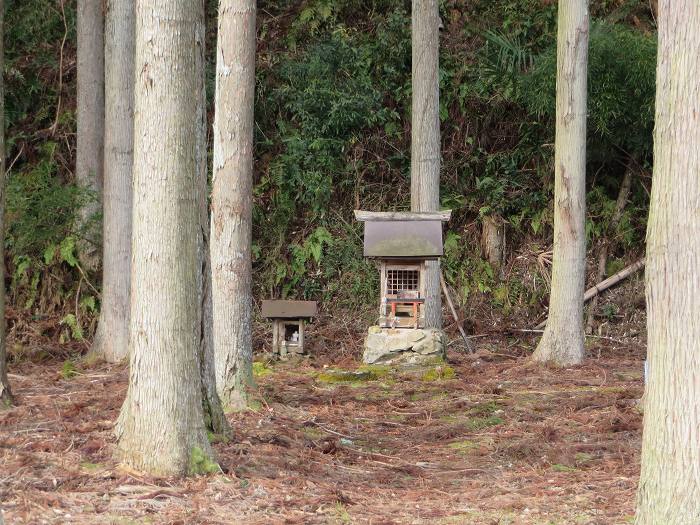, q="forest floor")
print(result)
[1,334,644,525]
